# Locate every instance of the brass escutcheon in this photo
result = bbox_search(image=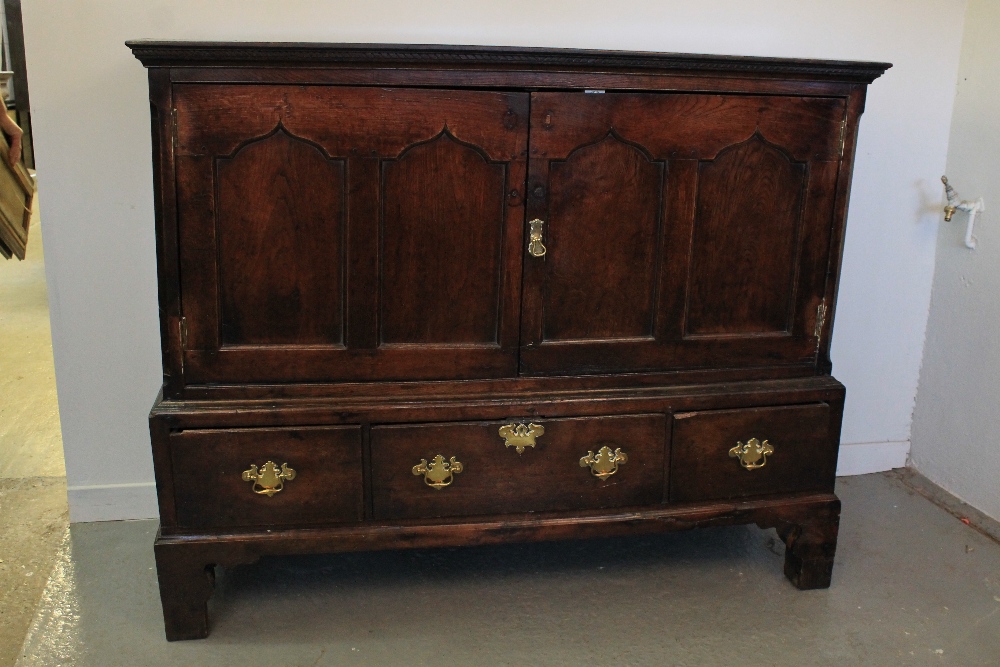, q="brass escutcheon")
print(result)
[528,219,547,257]
[499,422,544,454]
[242,460,296,497]
[580,445,627,480]
[413,455,464,490]
[729,438,773,470]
